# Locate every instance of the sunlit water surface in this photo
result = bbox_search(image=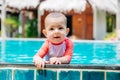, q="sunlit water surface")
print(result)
[0,39,120,65]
